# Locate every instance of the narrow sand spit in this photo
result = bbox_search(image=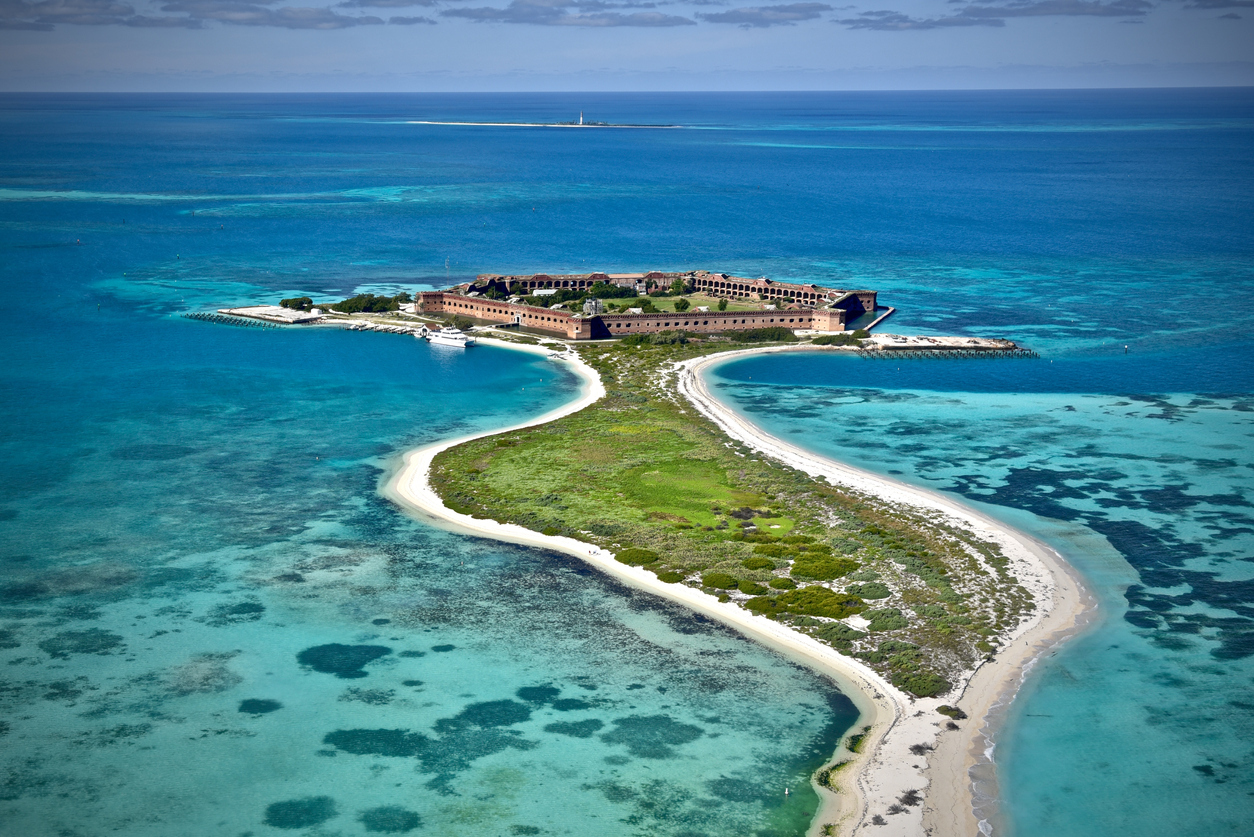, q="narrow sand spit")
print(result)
[677,347,1094,836]
[383,338,1092,837]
